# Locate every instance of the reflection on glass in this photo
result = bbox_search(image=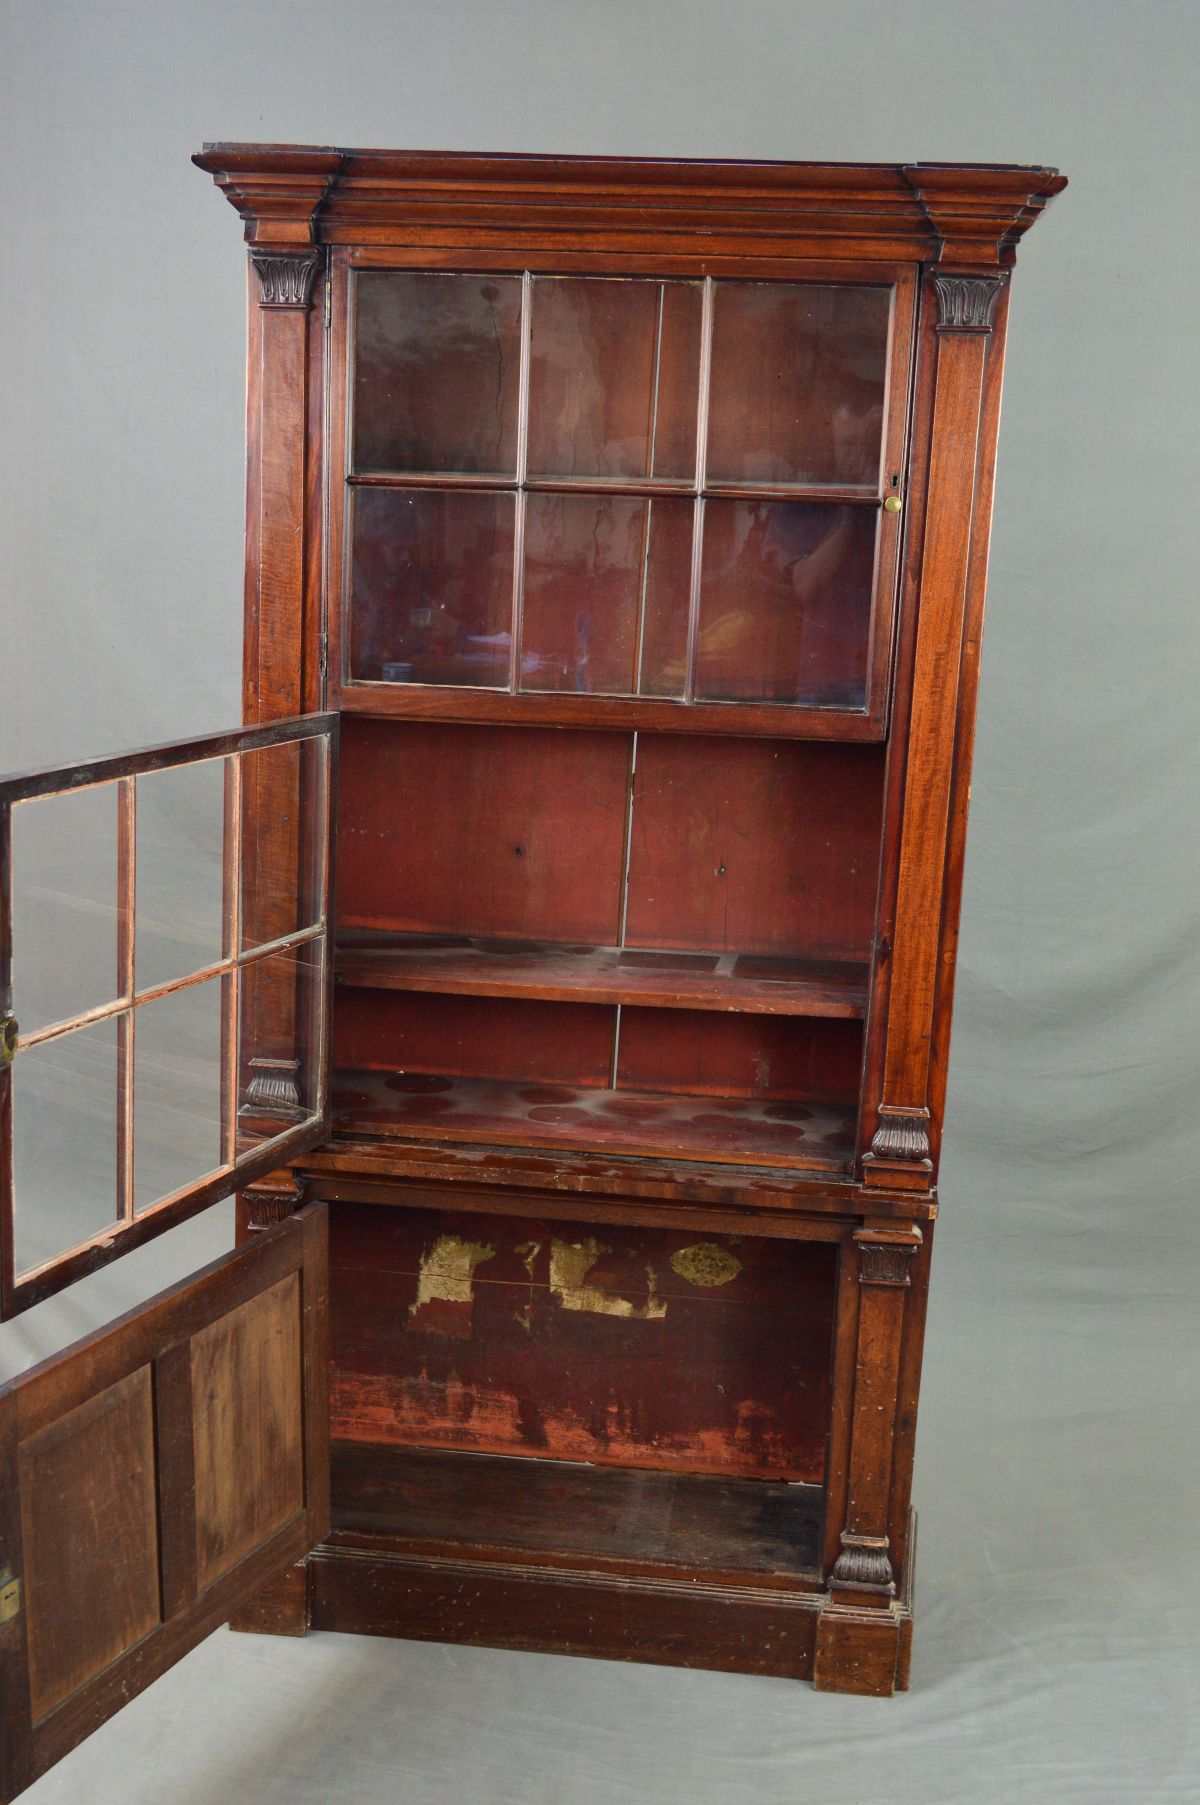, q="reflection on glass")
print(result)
[695,501,877,706]
[12,1019,122,1275]
[11,785,118,1035]
[352,272,522,475]
[135,759,226,992]
[520,492,693,696]
[134,978,224,1214]
[239,737,328,953]
[527,277,702,481]
[707,283,890,487]
[237,943,324,1161]
[349,487,515,687]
